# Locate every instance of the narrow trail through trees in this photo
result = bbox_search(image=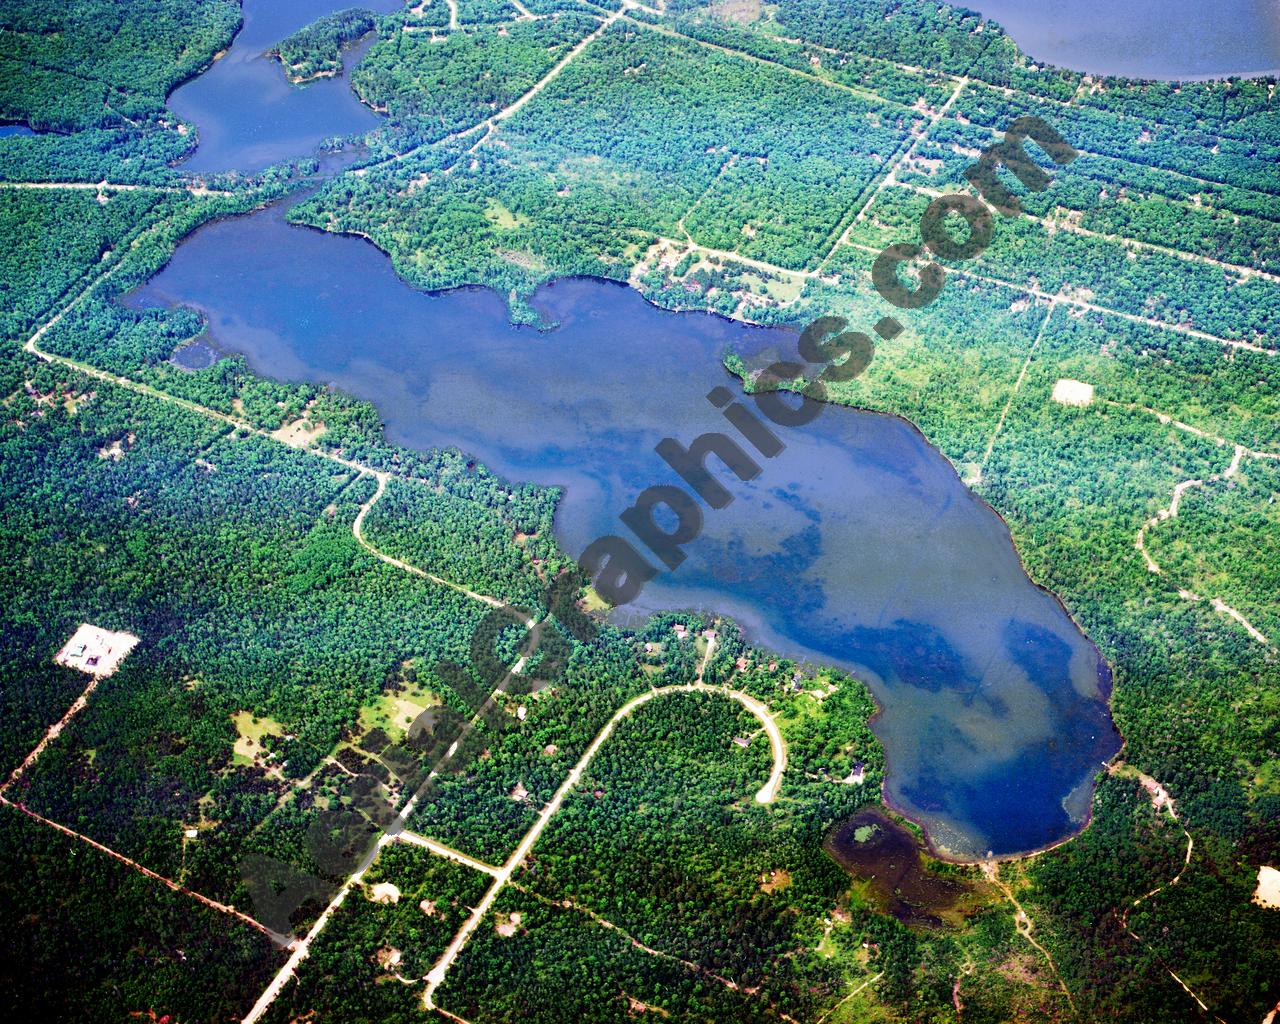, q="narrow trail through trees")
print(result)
[1115,401,1279,650]
[1106,763,1228,1024]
